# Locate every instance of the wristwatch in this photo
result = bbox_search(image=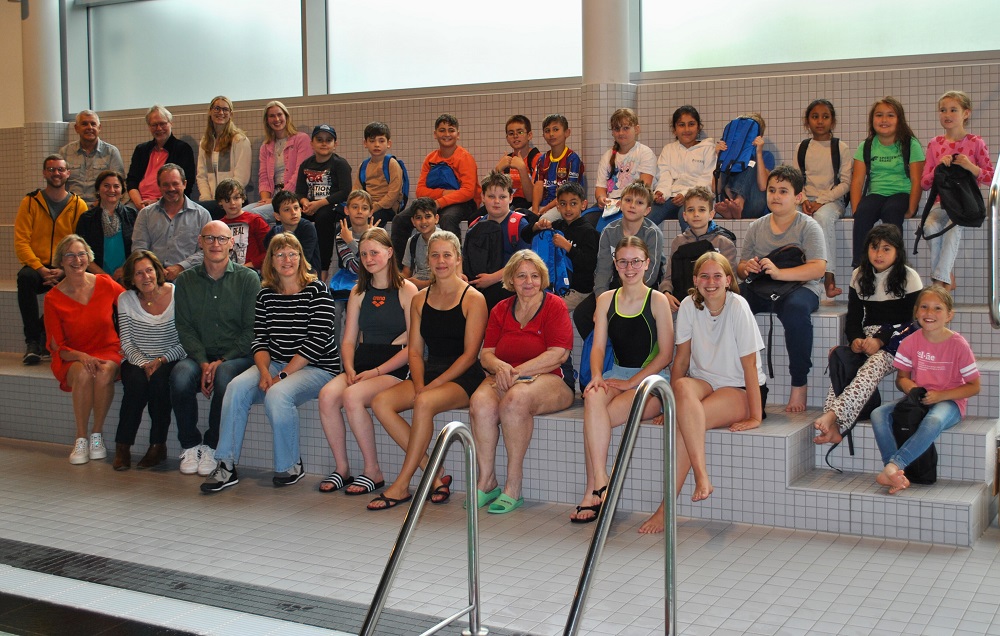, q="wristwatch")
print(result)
[278,371,288,380]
